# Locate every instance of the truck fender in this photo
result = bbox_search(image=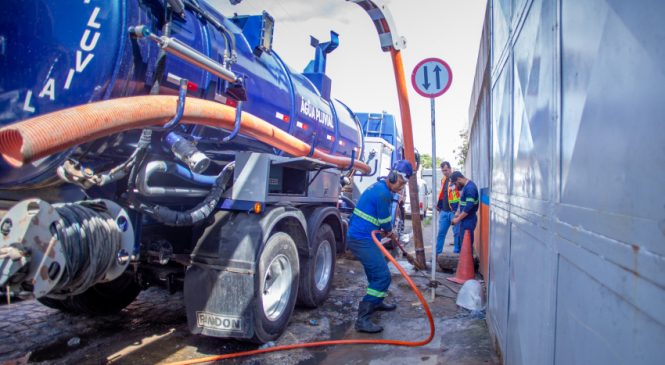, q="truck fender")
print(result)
[301,206,345,254]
